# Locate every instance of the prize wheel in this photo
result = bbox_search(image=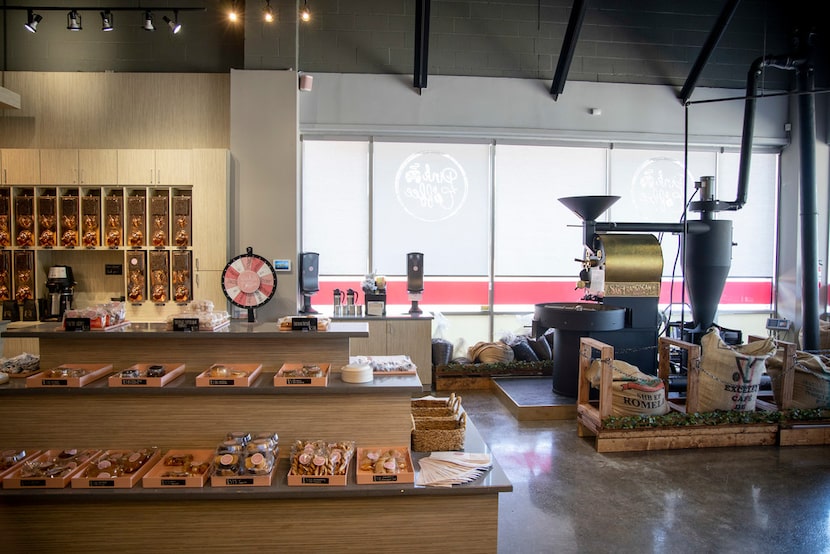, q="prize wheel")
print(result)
[221,247,277,322]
